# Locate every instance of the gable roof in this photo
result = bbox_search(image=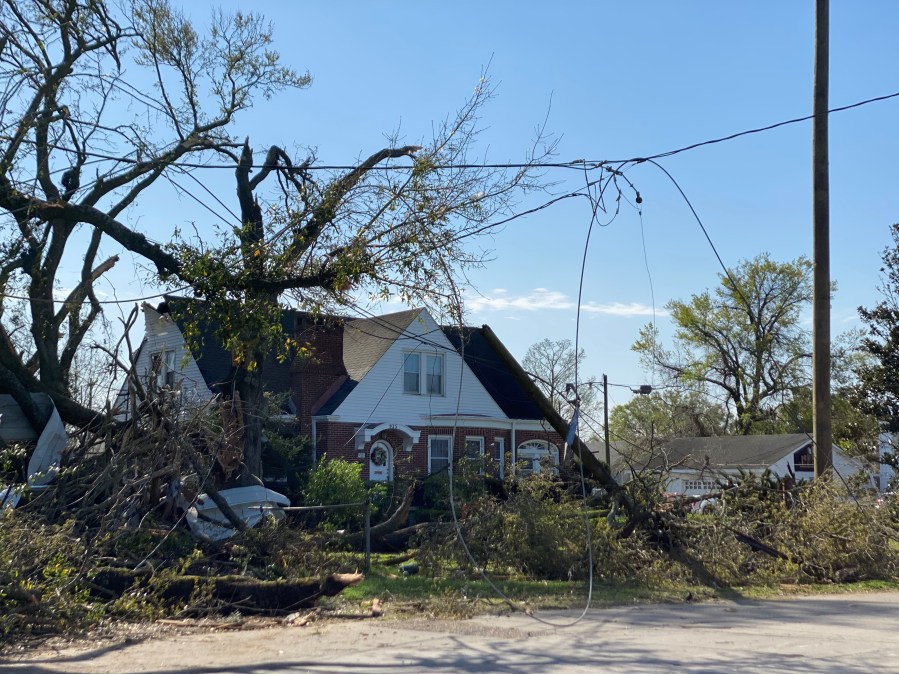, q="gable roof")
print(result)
[158,296,297,396]
[653,434,812,471]
[441,326,545,420]
[342,309,421,381]
[157,299,552,425]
